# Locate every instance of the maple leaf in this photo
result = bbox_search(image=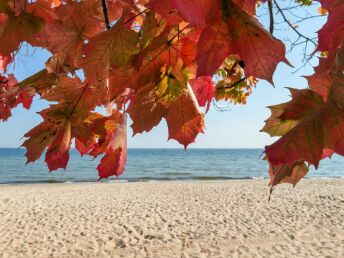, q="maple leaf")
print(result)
[304,72,332,101]
[75,138,92,157]
[173,0,216,26]
[268,160,309,188]
[0,69,61,121]
[232,0,265,16]
[262,0,343,188]
[165,84,204,149]
[135,29,190,70]
[316,0,343,54]
[177,36,198,66]
[0,11,44,56]
[127,83,167,135]
[45,120,71,171]
[42,75,100,111]
[82,19,139,88]
[26,0,59,22]
[265,88,344,168]
[146,0,182,25]
[224,13,289,84]
[267,159,309,200]
[194,1,289,83]
[196,23,232,77]
[189,76,214,113]
[261,104,297,137]
[22,105,72,169]
[73,114,104,157]
[305,46,343,102]
[22,119,56,164]
[97,114,127,179]
[23,104,100,172]
[106,67,137,103]
[0,73,39,121]
[156,65,189,106]
[139,10,166,49]
[106,0,124,22]
[30,1,104,73]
